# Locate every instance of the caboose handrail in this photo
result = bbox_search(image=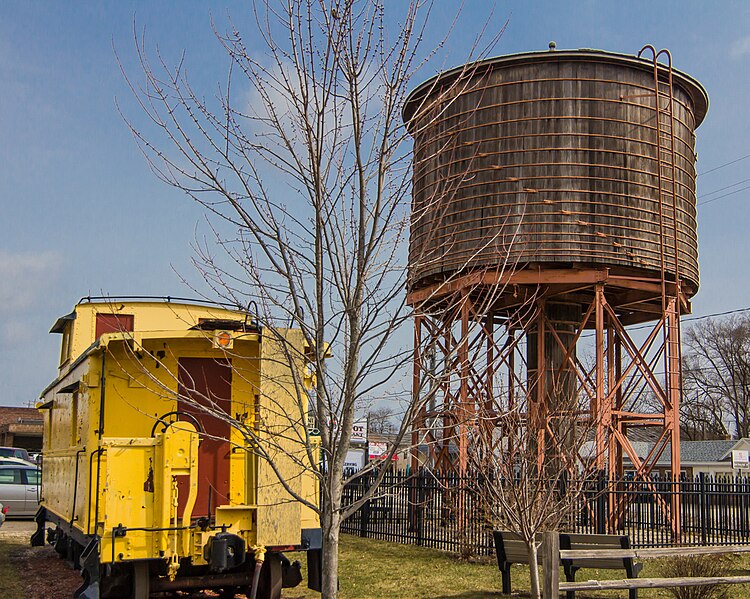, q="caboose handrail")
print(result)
[78,295,249,311]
